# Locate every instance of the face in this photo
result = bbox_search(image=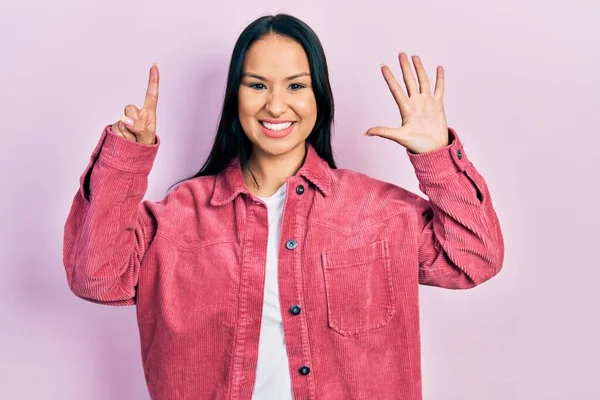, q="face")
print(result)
[238,34,317,161]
